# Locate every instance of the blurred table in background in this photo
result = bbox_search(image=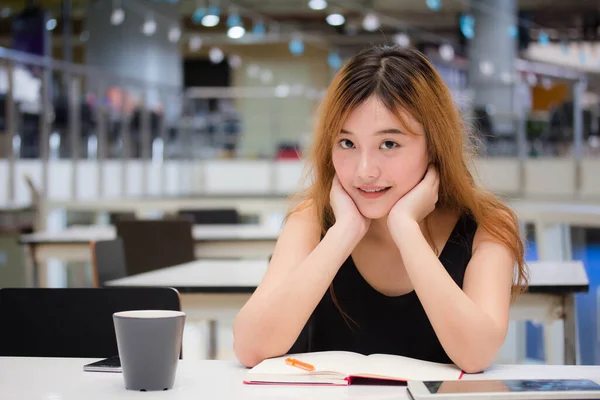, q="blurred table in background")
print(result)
[107,258,588,364]
[20,224,281,287]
